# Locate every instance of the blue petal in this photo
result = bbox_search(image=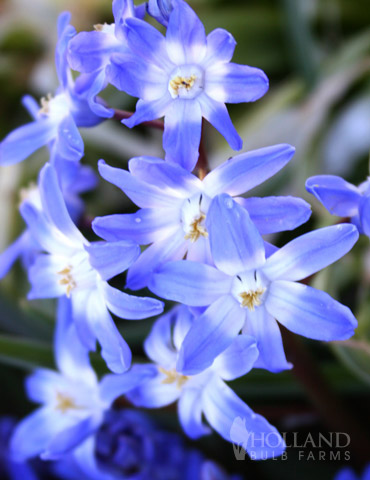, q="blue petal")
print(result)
[359,195,370,236]
[0,232,30,279]
[108,53,167,101]
[178,388,211,439]
[163,99,202,171]
[244,307,292,373]
[261,224,359,282]
[265,280,357,341]
[149,261,232,306]
[86,290,132,373]
[39,163,87,244]
[177,295,244,375]
[55,114,84,161]
[74,70,114,119]
[10,407,68,461]
[71,290,97,351]
[0,119,56,166]
[165,0,207,64]
[144,311,179,365]
[202,144,295,198]
[128,156,202,196]
[92,209,179,244]
[127,373,180,408]
[22,95,39,119]
[85,240,140,280]
[126,229,188,290]
[68,31,121,73]
[202,28,236,67]
[205,63,269,104]
[98,159,179,208]
[172,305,195,350]
[123,95,172,128]
[125,17,173,70]
[198,94,242,151]
[25,369,63,404]
[203,377,286,459]
[55,297,97,384]
[186,235,213,264]
[148,0,172,26]
[213,335,259,380]
[99,364,158,404]
[101,282,164,320]
[236,196,311,234]
[41,415,101,460]
[55,12,76,88]
[207,194,265,275]
[306,175,361,217]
